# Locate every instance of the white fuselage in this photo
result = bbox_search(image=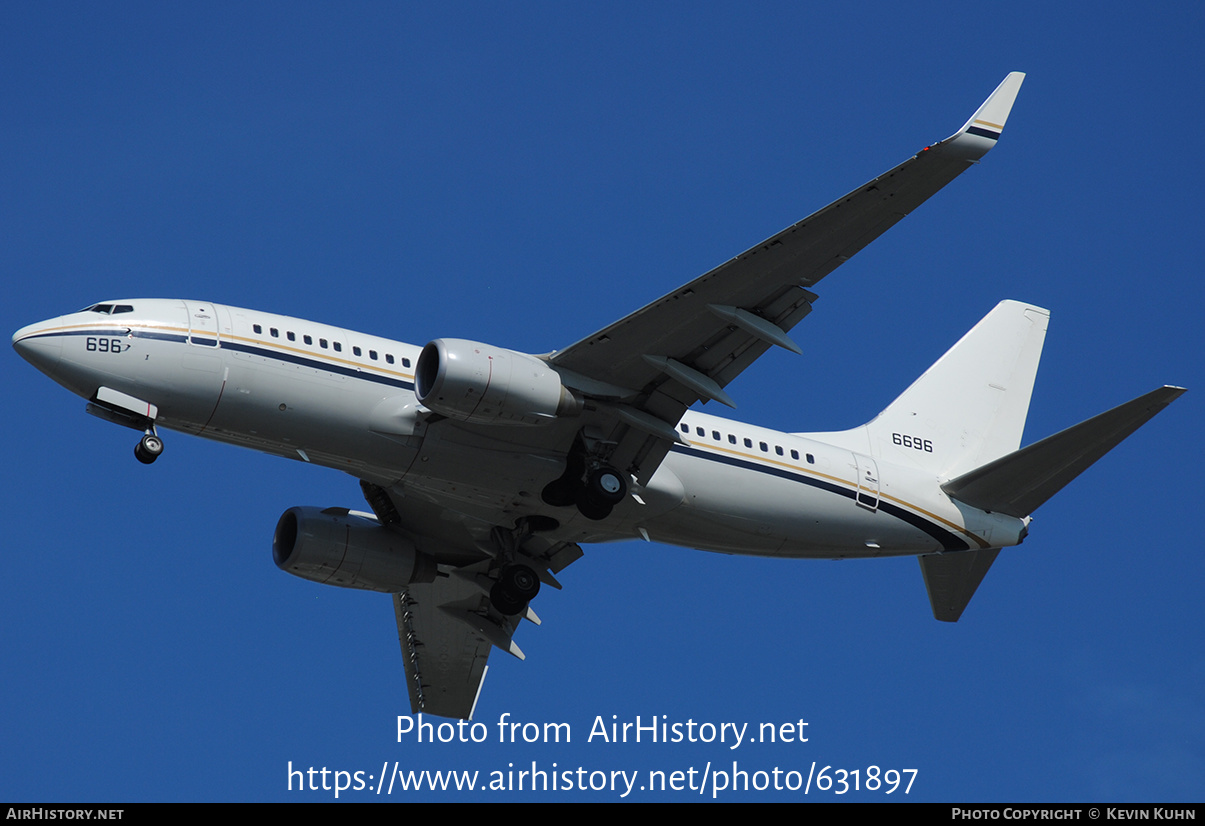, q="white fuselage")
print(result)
[13,299,1025,564]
